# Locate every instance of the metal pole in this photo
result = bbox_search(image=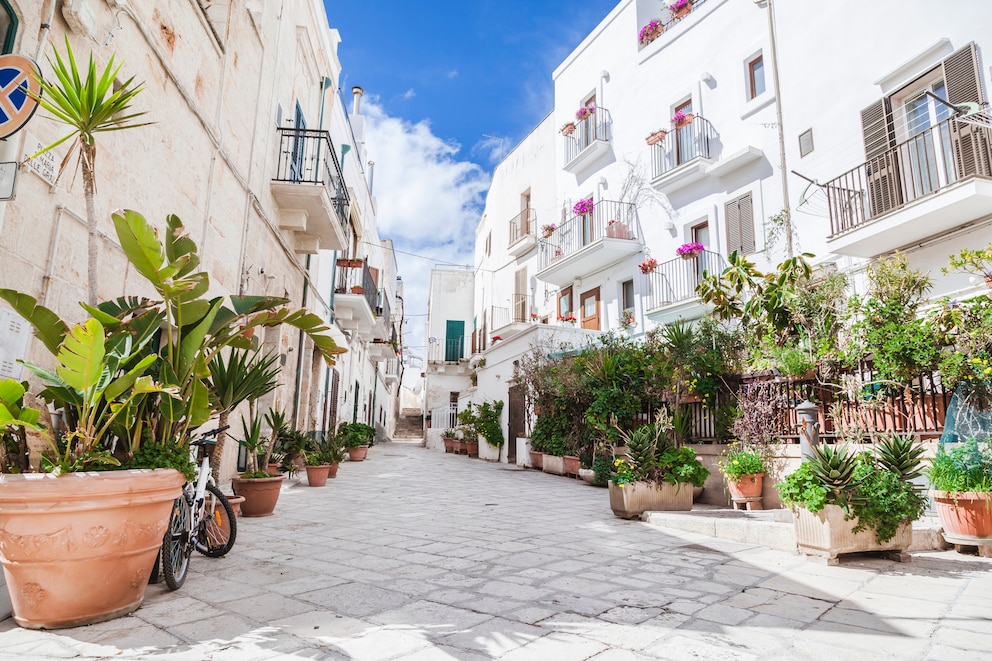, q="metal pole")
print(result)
[765,0,794,258]
[796,400,820,460]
